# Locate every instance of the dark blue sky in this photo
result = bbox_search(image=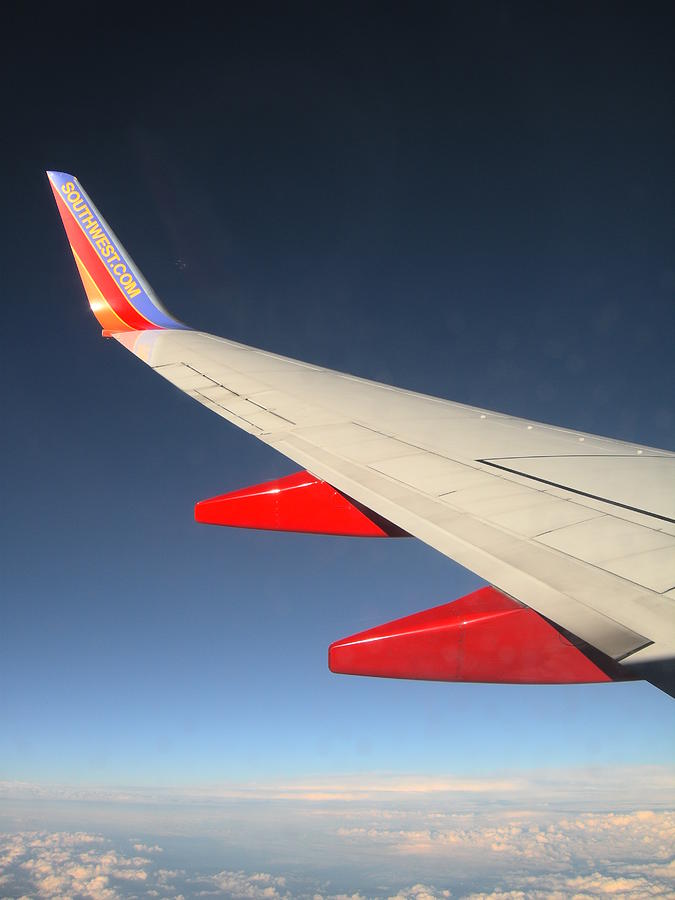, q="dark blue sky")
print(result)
[1,3,673,784]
